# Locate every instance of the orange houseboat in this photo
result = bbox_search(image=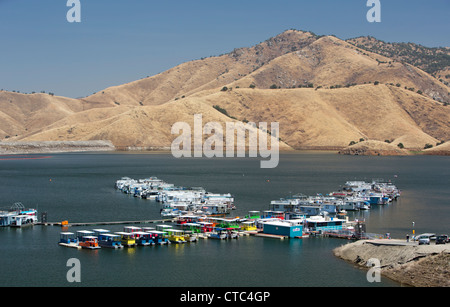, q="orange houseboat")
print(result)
[78,236,101,249]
